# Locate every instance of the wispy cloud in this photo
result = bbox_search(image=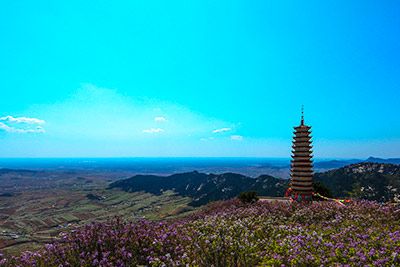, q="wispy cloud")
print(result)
[212,127,232,134]
[142,128,164,134]
[230,135,243,141]
[154,116,167,123]
[0,122,45,133]
[0,115,45,124]
[0,116,46,133]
